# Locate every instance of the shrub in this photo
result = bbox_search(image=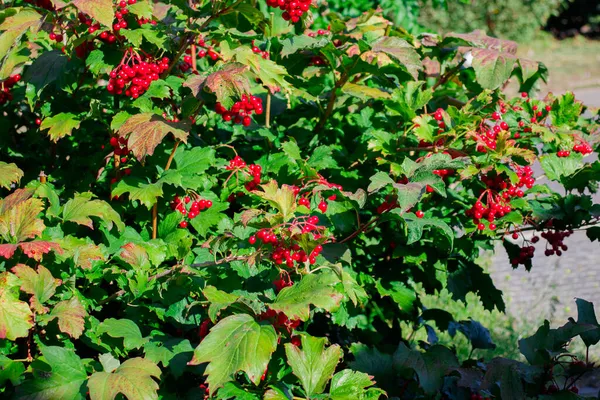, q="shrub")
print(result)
[419,0,567,41]
[0,1,599,399]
